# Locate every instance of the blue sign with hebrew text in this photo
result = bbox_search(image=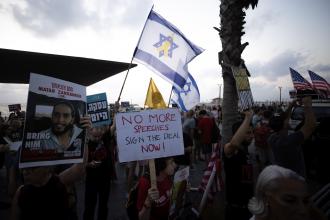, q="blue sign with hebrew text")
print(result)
[87,93,111,127]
